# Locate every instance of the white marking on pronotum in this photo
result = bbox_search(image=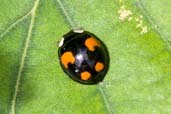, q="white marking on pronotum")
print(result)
[58,37,64,47]
[73,29,84,33]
